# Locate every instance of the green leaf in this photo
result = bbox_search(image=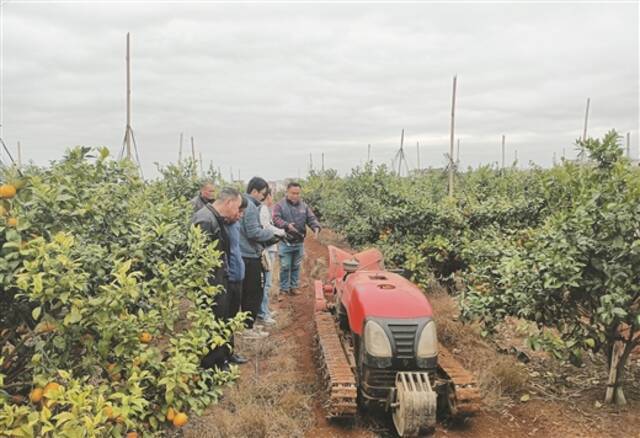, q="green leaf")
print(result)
[32,306,42,321]
[63,306,82,325]
[584,338,596,349]
[33,274,43,294]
